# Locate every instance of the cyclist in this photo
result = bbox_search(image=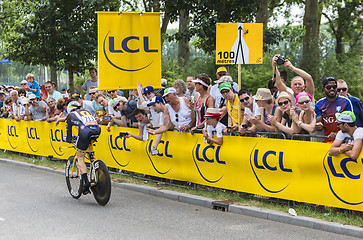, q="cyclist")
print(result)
[58,101,101,194]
